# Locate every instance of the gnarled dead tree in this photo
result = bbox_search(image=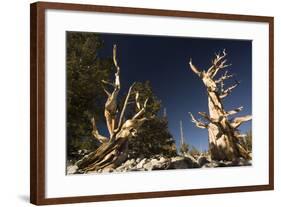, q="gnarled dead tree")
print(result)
[75,45,149,172]
[188,50,252,161]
